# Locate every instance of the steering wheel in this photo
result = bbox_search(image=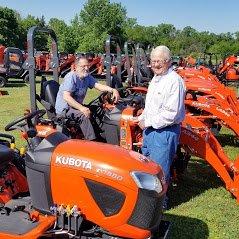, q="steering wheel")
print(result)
[5,109,46,132]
